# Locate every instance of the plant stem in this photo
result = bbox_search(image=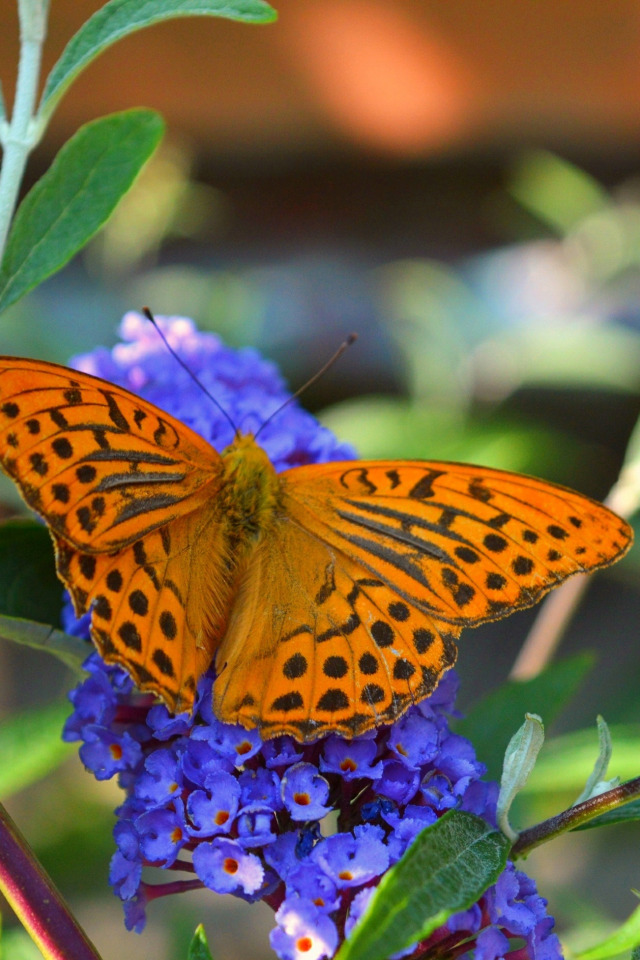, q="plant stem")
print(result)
[0,801,103,960]
[511,775,640,858]
[0,0,50,260]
